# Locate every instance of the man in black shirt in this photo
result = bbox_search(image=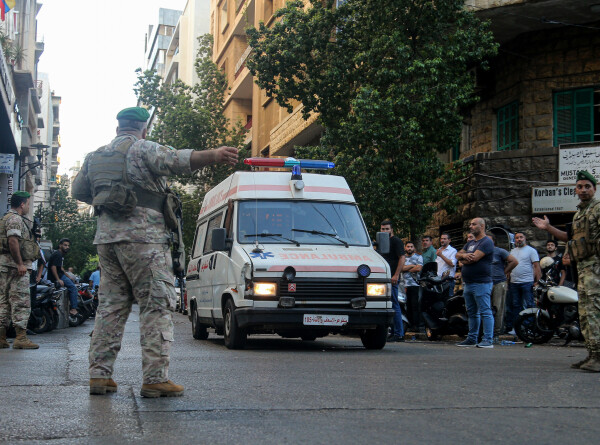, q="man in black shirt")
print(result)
[49,238,79,316]
[377,220,406,342]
